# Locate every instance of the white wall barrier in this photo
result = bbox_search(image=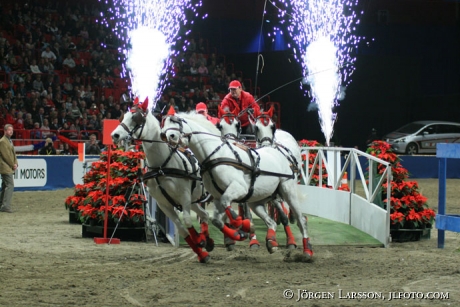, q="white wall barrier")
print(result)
[11,149,392,247]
